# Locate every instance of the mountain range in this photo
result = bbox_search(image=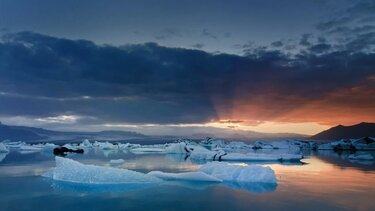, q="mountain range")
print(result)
[1,121,373,142]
